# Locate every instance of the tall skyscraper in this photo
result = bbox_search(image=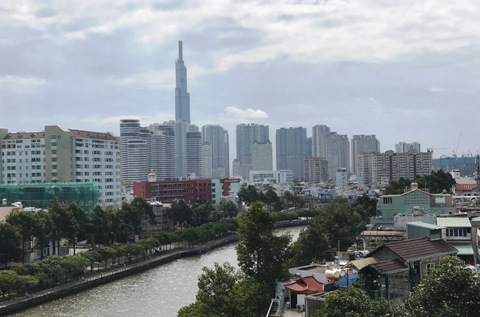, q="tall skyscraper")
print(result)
[175,40,190,124]
[311,125,350,180]
[186,131,203,177]
[235,123,269,179]
[120,119,150,185]
[174,41,195,178]
[252,141,273,171]
[312,124,330,158]
[150,123,176,180]
[351,135,380,175]
[202,125,229,178]
[276,127,307,179]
